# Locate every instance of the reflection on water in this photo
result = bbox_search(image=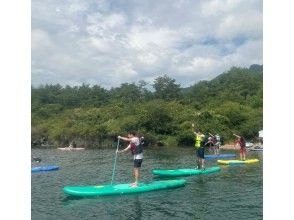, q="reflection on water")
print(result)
[32,148,262,220]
